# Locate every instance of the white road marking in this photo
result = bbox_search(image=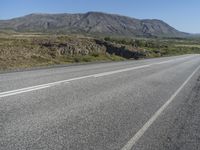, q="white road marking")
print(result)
[152,59,175,65]
[152,56,191,65]
[0,56,193,98]
[0,85,51,98]
[93,65,150,77]
[121,64,200,150]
